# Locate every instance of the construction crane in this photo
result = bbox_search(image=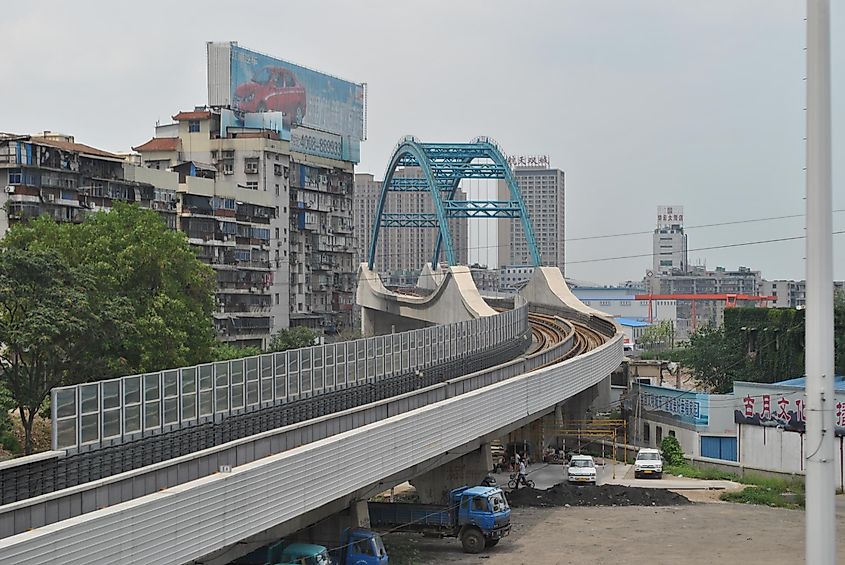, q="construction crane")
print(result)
[634,293,777,331]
